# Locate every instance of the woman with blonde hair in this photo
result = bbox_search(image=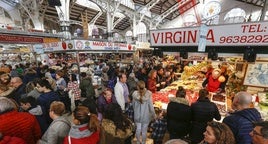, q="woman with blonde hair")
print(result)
[63,106,100,144]
[132,80,156,144]
[200,121,235,144]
